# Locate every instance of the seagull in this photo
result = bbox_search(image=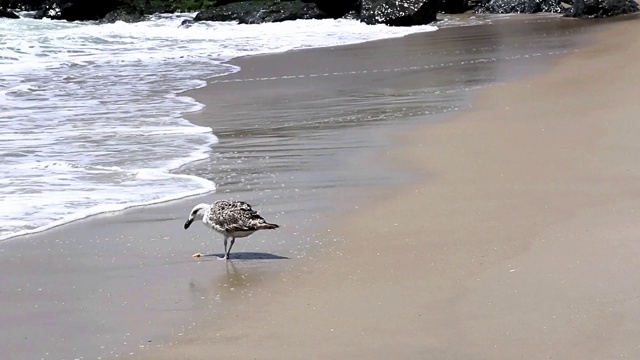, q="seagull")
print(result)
[184,200,279,260]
